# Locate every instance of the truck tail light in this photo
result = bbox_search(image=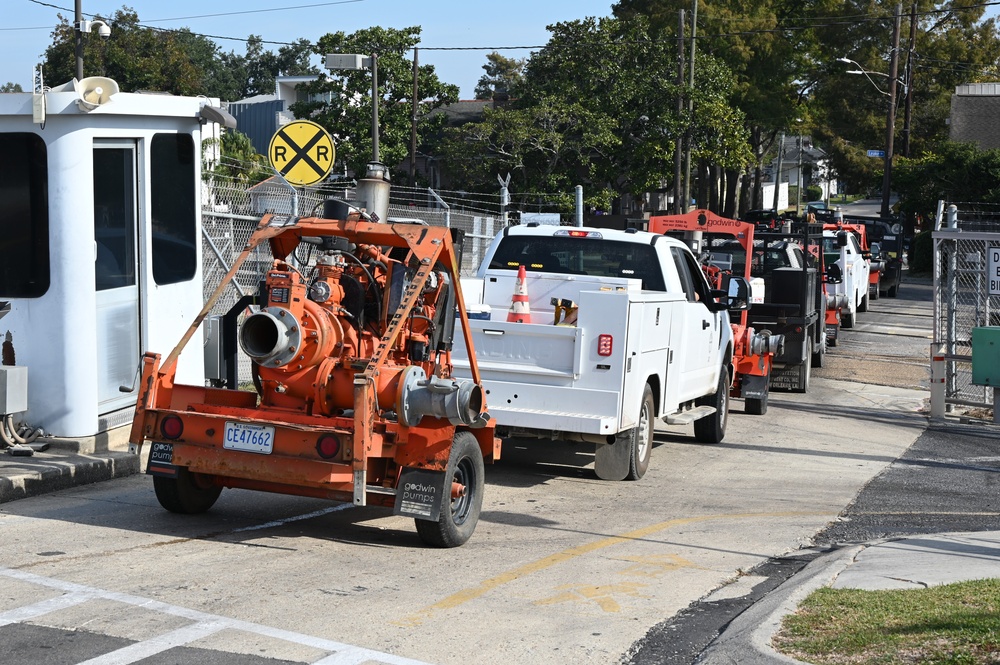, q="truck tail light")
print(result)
[160,415,183,440]
[598,334,613,357]
[316,434,341,459]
